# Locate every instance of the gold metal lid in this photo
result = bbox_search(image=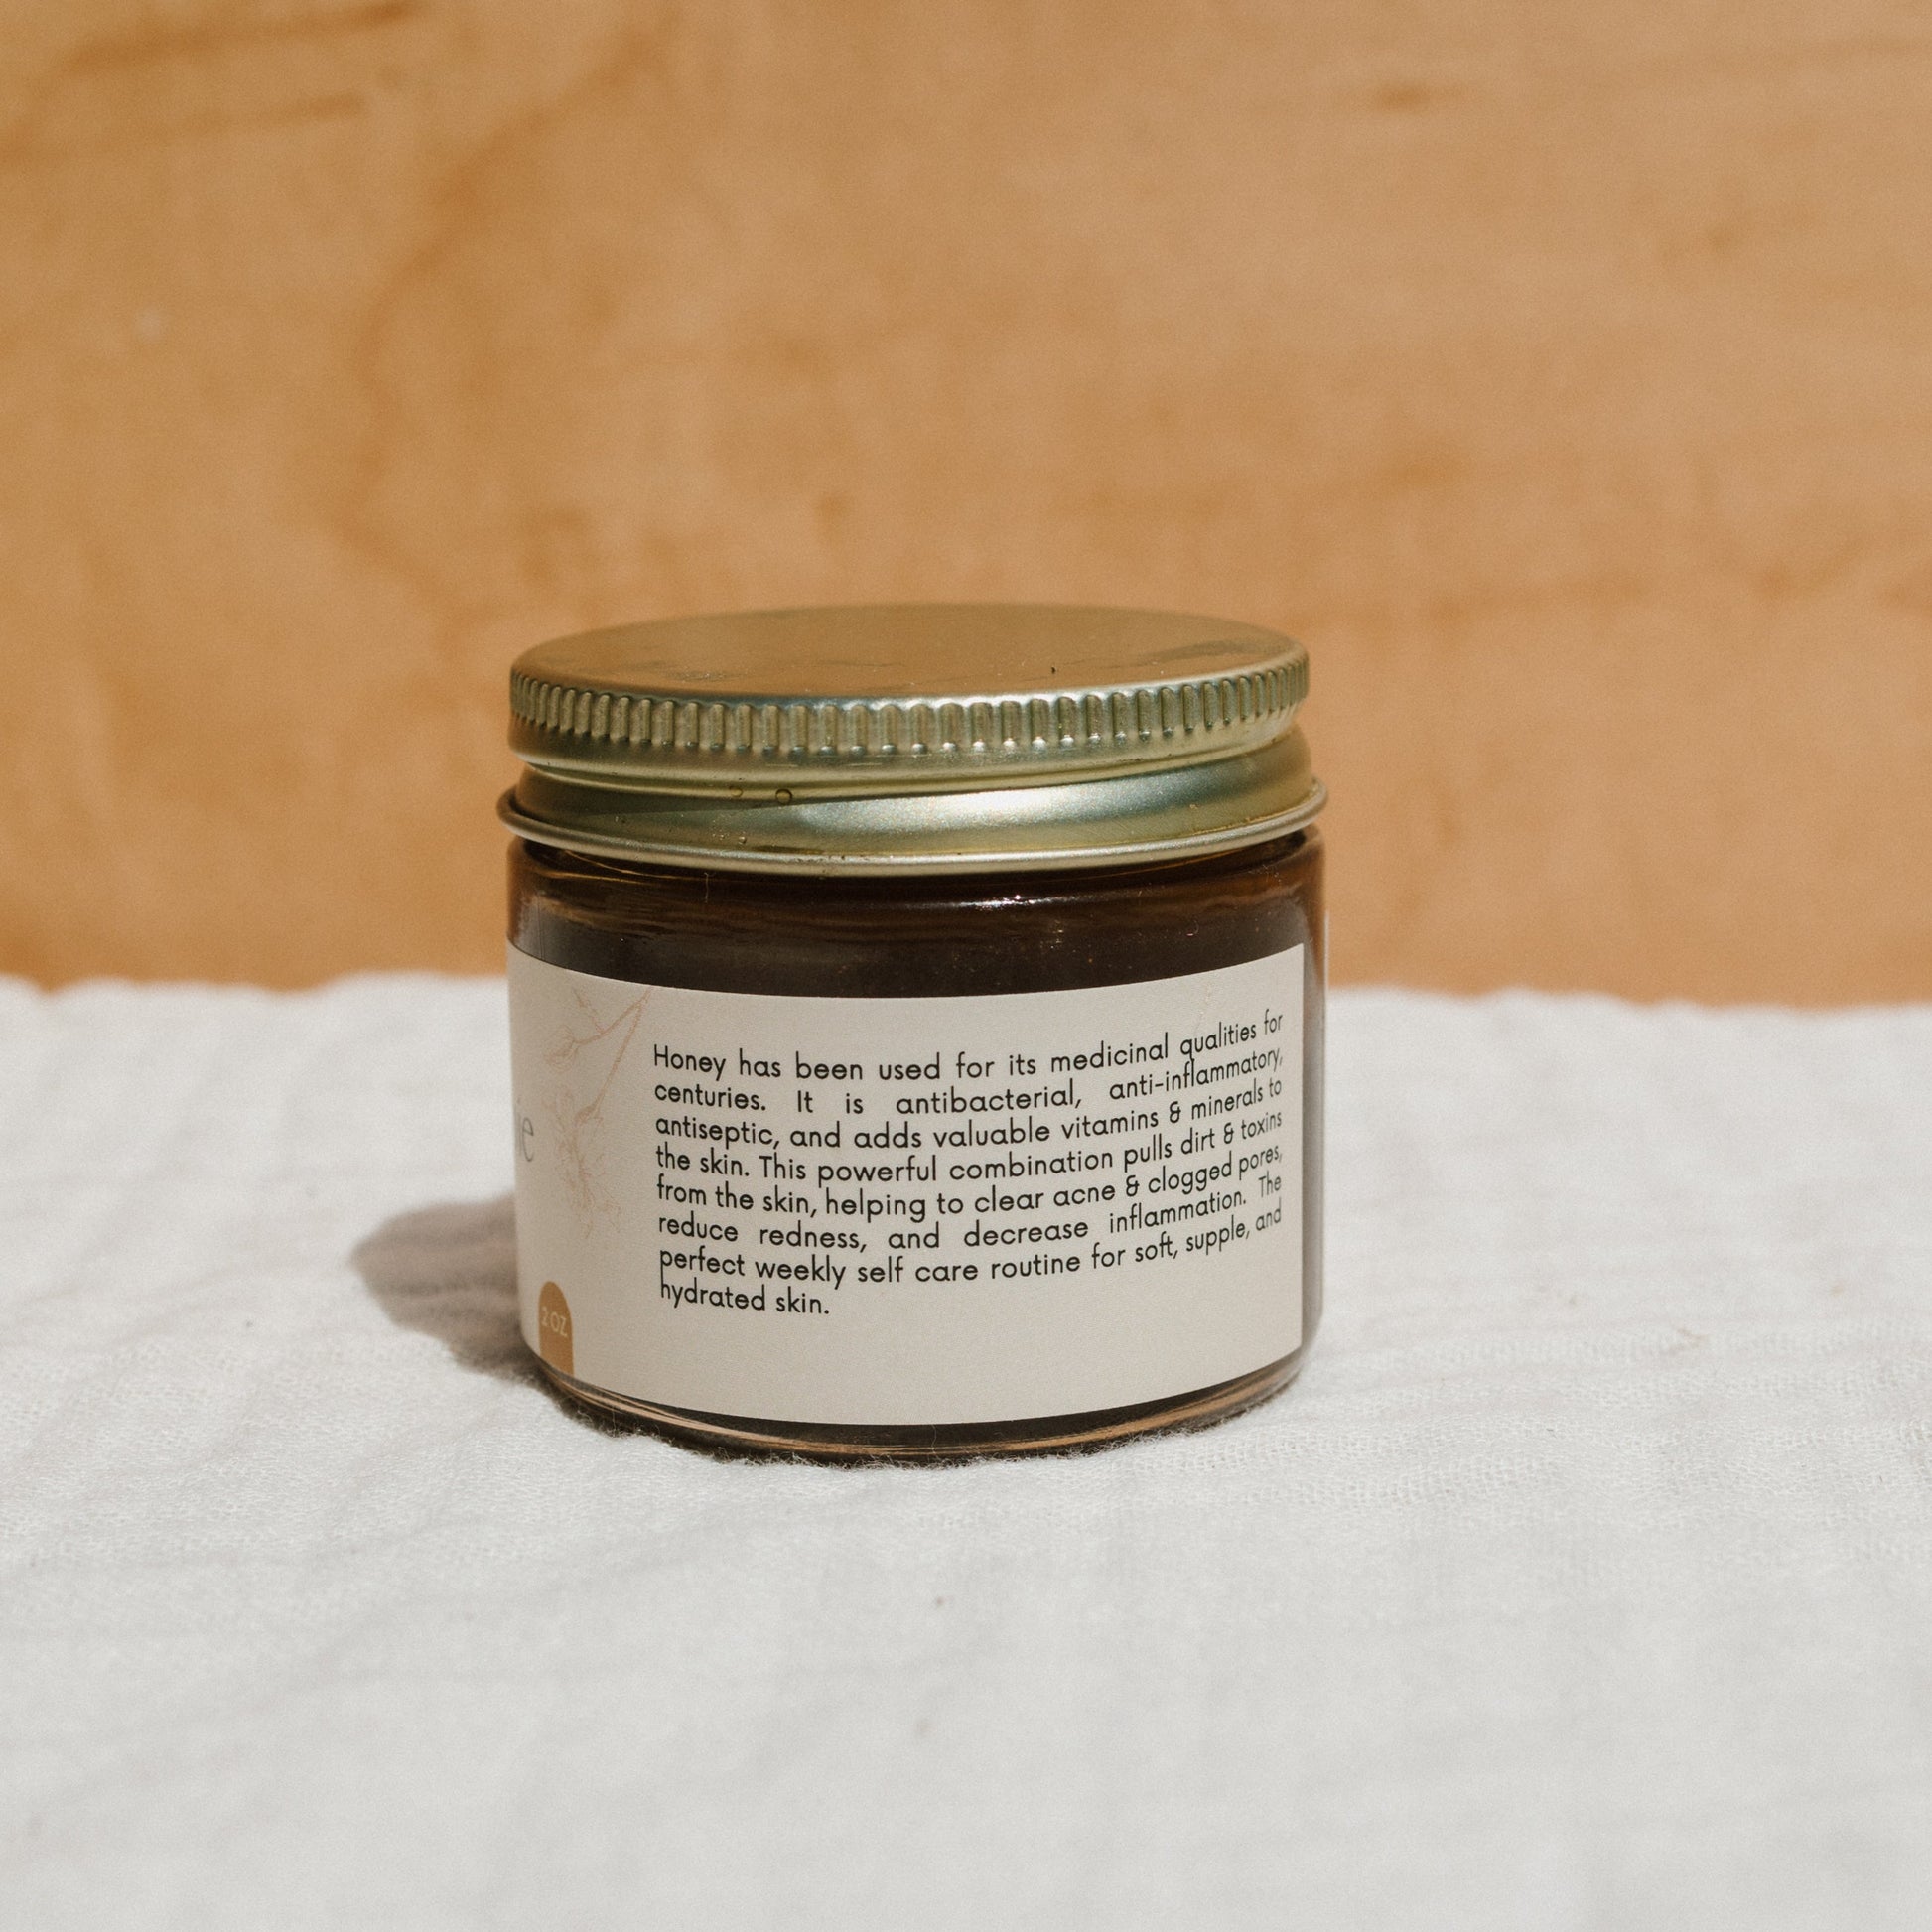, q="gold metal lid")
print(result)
[501,604,1322,873]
